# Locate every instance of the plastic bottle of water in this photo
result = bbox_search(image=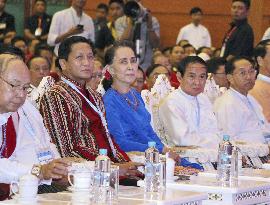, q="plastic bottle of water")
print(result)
[144,141,161,192]
[93,149,111,203]
[217,135,238,184]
